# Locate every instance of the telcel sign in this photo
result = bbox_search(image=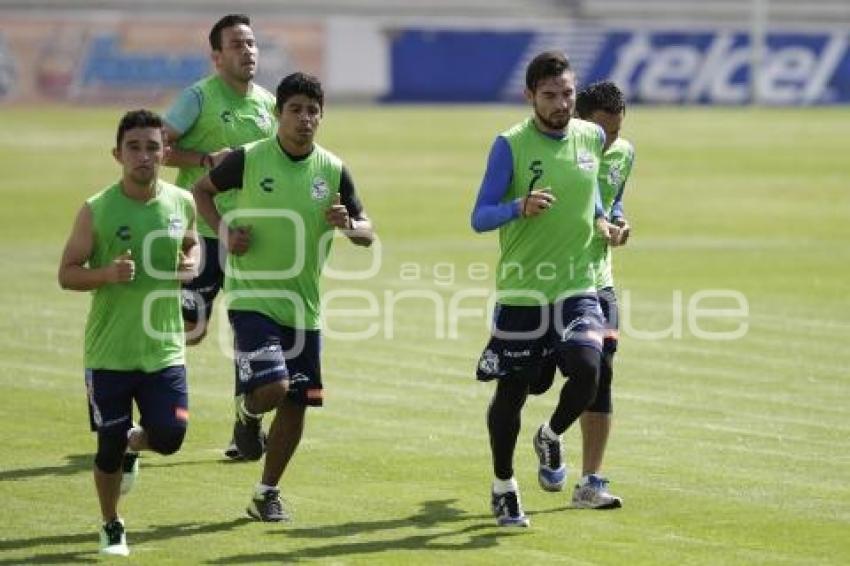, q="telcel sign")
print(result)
[590,31,850,104]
